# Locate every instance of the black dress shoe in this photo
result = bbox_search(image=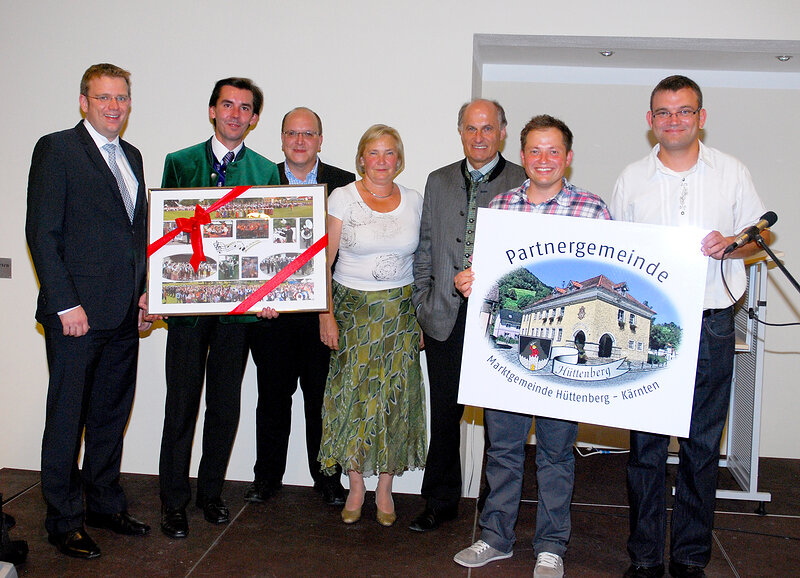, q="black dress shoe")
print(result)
[314,477,346,506]
[408,505,458,532]
[160,507,188,539]
[1,512,15,532]
[85,510,150,536]
[668,561,706,577]
[48,528,101,559]
[244,480,282,503]
[624,563,665,578]
[0,537,28,565]
[199,500,229,524]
